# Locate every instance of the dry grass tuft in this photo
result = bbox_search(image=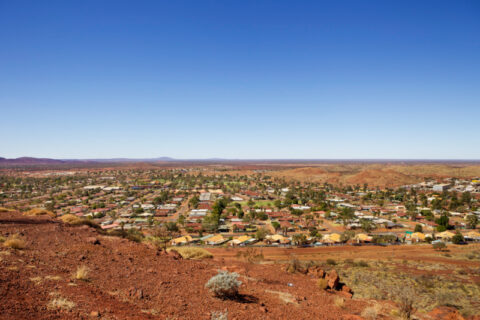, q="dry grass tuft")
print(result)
[3,234,26,250]
[334,296,345,308]
[48,297,76,311]
[73,265,89,281]
[59,214,83,225]
[361,303,381,320]
[0,207,15,213]
[24,208,56,218]
[168,247,213,260]
[265,290,298,305]
[317,278,328,290]
[45,275,62,281]
[30,276,43,285]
